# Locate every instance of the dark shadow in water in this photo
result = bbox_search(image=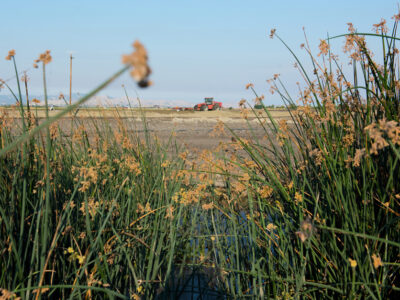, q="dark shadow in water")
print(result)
[156,265,226,299]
